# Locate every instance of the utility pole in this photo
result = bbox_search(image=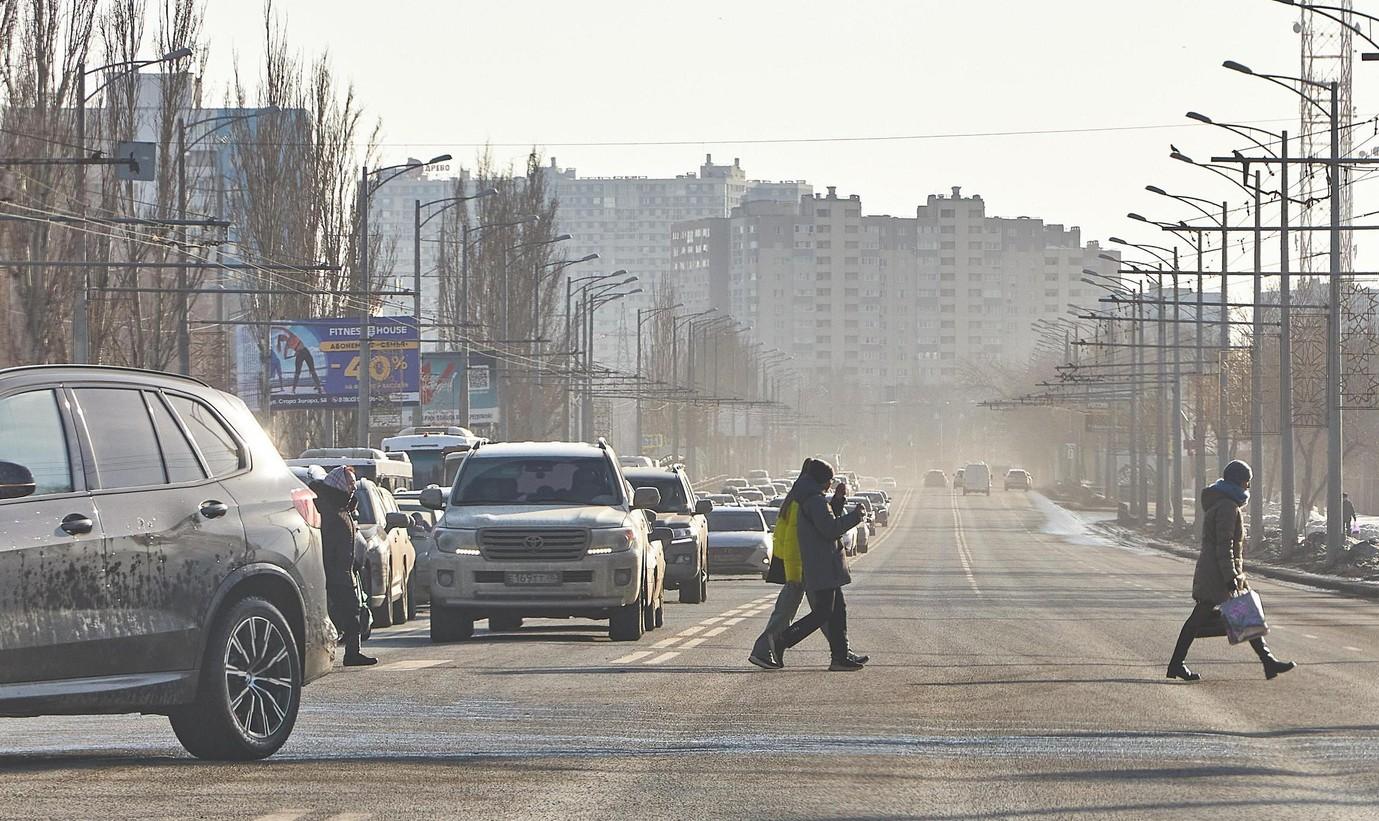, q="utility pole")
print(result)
[356,165,372,447]
[1171,253,1185,528]
[176,116,190,375]
[1326,80,1345,559]
[412,199,424,427]
[1250,173,1265,553]
[1218,201,1229,472]
[74,66,89,364]
[1280,132,1298,554]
